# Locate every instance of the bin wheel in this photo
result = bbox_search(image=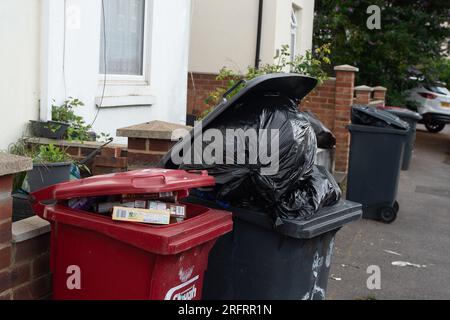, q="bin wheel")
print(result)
[393,201,399,214]
[379,206,397,224]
